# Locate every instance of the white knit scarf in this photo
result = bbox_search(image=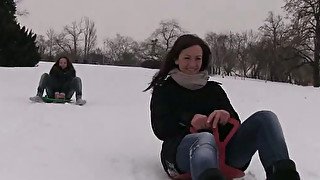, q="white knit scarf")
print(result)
[169,68,209,90]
